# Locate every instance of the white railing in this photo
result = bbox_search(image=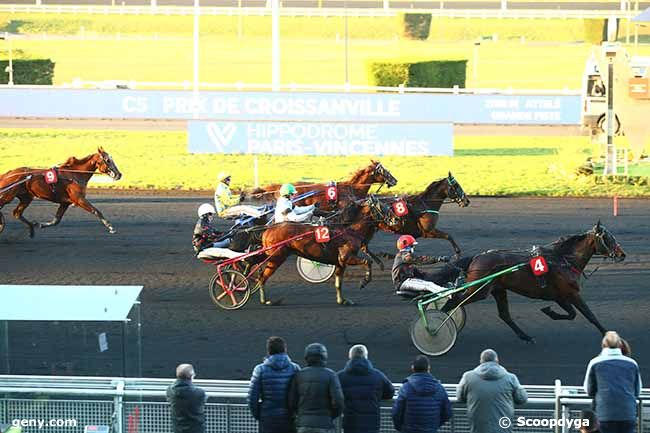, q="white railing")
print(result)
[0,4,640,18]
[0,375,648,433]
